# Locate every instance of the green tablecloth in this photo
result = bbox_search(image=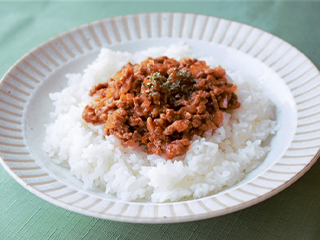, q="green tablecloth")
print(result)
[1,2,320,239]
